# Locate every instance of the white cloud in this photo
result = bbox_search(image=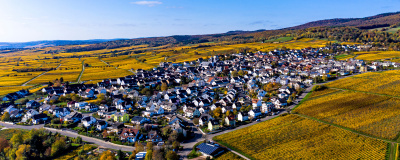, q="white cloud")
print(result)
[131,1,162,7]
